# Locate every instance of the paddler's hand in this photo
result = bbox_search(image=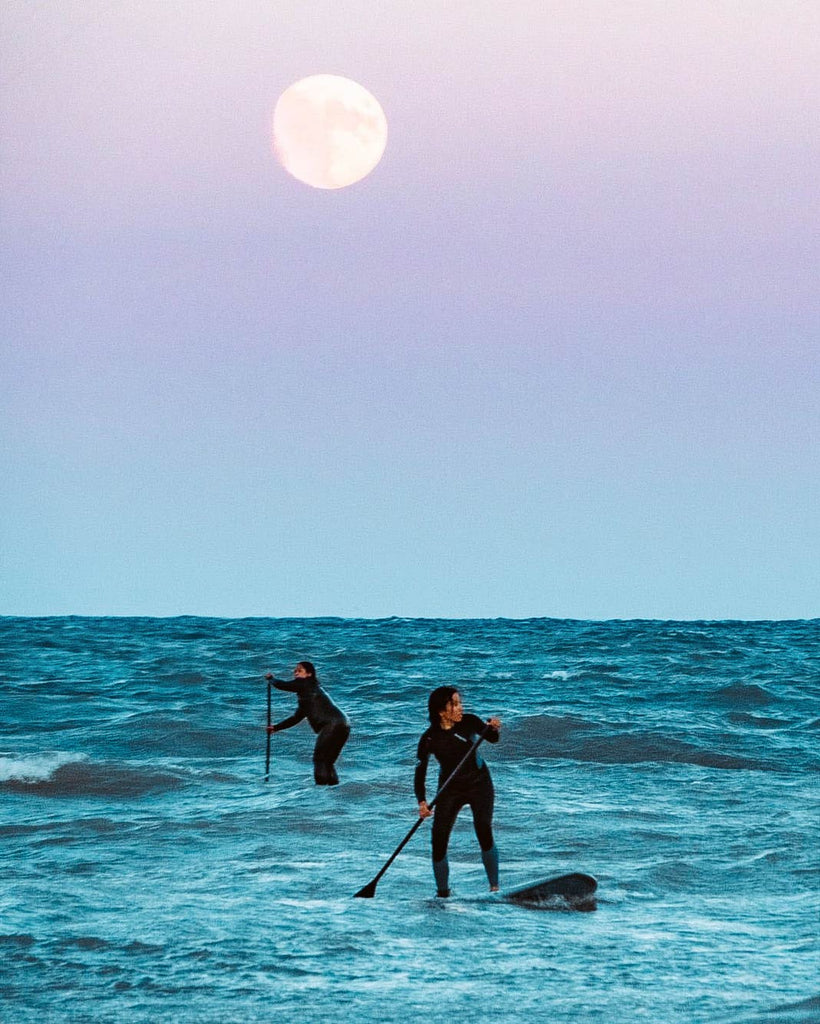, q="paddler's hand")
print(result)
[266,726,276,734]
[418,800,432,818]
[265,672,274,681]
[487,717,501,730]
